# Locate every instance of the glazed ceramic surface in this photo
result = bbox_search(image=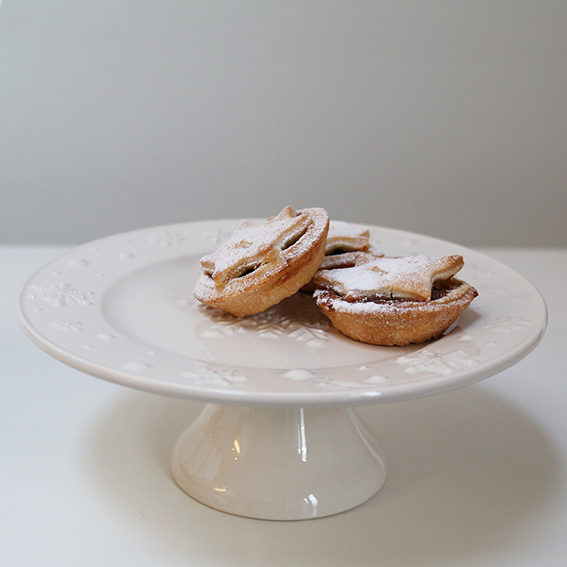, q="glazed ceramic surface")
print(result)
[171,404,386,520]
[18,220,547,407]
